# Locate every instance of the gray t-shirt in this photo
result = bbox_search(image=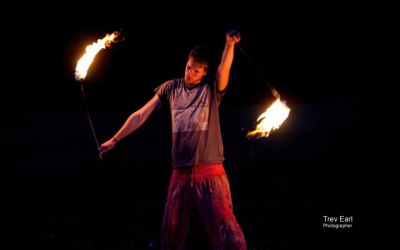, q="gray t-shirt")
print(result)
[155,78,226,168]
